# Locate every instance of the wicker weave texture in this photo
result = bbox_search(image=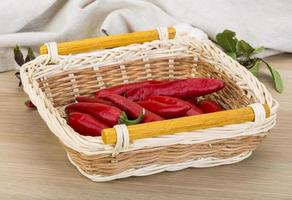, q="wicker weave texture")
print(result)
[20,35,278,181]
